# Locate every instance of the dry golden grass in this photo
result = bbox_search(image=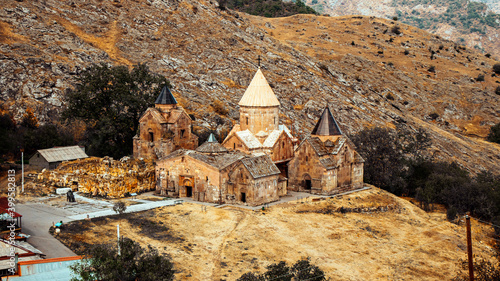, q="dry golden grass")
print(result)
[56,187,498,280]
[0,21,27,44]
[47,9,131,66]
